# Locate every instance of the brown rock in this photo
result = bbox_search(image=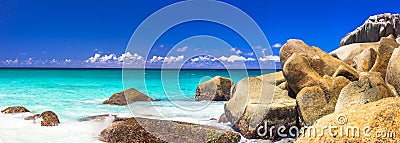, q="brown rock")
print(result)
[78,114,117,122]
[352,48,377,72]
[331,42,380,65]
[280,39,355,77]
[99,117,241,143]
[296,76,350,126]
[24,114,41,120]
[41,111,60,126]
[224,76,297,140]
[387,83,399,97]
[386,48,400,95]
[296,86,327,126]
[282,53,321,94]
[335,72,394,112]
[340,13,400,46]
[295,97,400,142]
[103,88,154,106]
[369,37,397,78]
[256,71,286,86]
[332,65,359,81]
[1,106,30,114]
[332,35,399,68]
[195,76,234,101]
[218,113,229,123]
